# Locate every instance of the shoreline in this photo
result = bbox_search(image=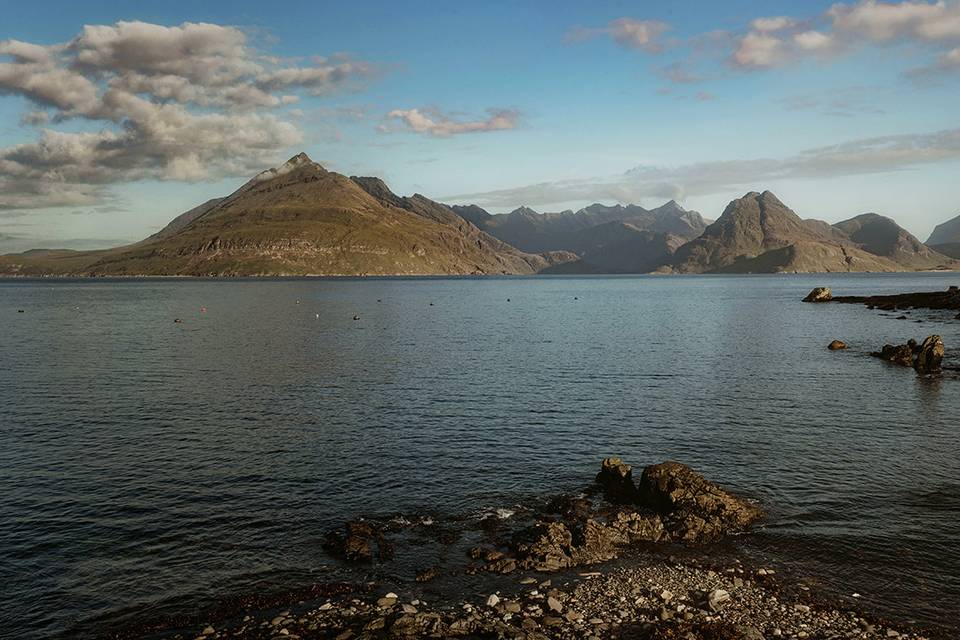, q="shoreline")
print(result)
[97,539,937,640]
[90,460,945,640]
